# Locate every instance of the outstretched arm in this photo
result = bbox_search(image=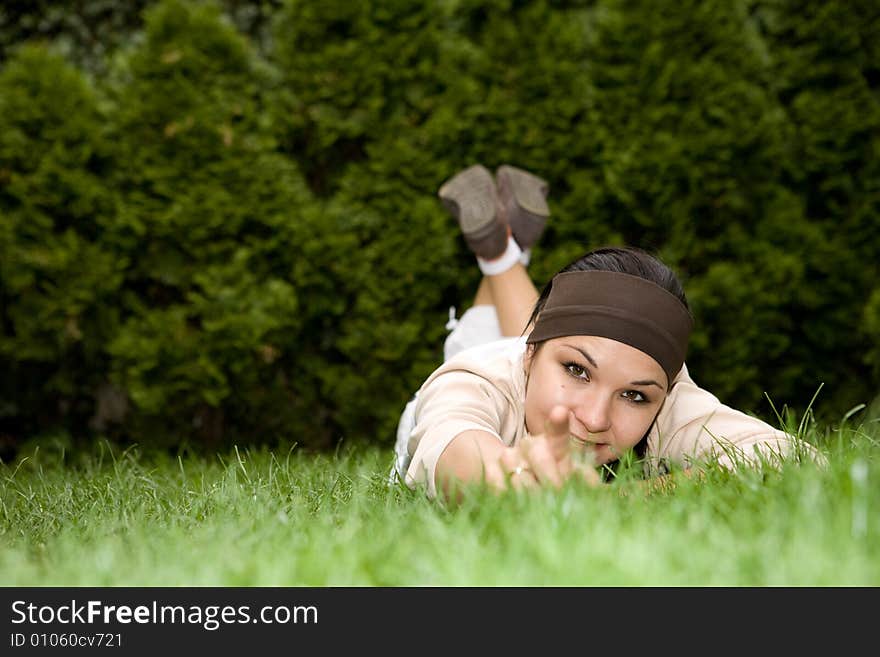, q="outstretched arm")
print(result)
[435,406,599,502]
[649,364,825,471]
